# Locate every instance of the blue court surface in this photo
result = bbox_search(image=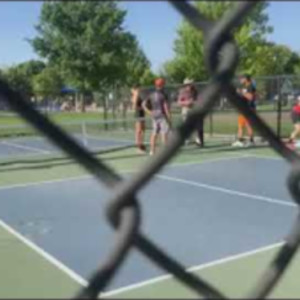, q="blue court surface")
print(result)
[0,134,133,158]
[0,155,298,297]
